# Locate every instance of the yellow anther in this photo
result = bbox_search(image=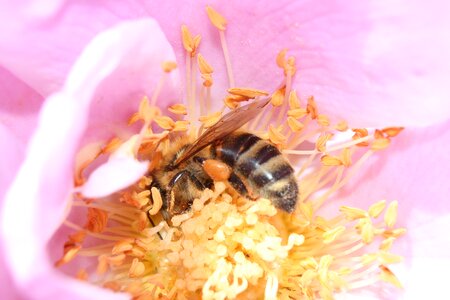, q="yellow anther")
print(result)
[341,148,352,167]
[382,127,404,137]
[268,125,287,146]
[380,265,403,288]
[112,241,133,255]
[335,120,348,132]
[321,155,343,166]
[149,187,163,215]
[360,219,375,244]
[198,54,214,74]
[129,258,146,278]
[322,226,345,244]
[287,108,308,119]
[276,49,287,69]
[173,120,190,132]
[306,96,318,119]
[97,255,109,275]
[162,61,177,73]
[339,206,368,220]
[85,208,108,233]
[68,231,86,244]
[317,114,330,127]
[384,201,398,228]
[168,103,187,115]
[287,117,304,132]
[55,245,81,267]
[271,88,285,107]
[228,87,269,98]
[316,132,334,152]
[368,200,386,218]
[371,137,391,150]
[201,73,214,87]
[380,237,396,251]
[361,253,378,265]
[138,96,156,123]
[352,128,369,147]
[318,255,333,283]
[288,90,301,109]
[383,228,406,238]
[154,115,175,130]
[101,138,122,154]
[181,25,201,56]
[107,254,126,266]
[374,129,385,139]
[199,111,222,128]
[206,5,227,31]
[379,252,403,264]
